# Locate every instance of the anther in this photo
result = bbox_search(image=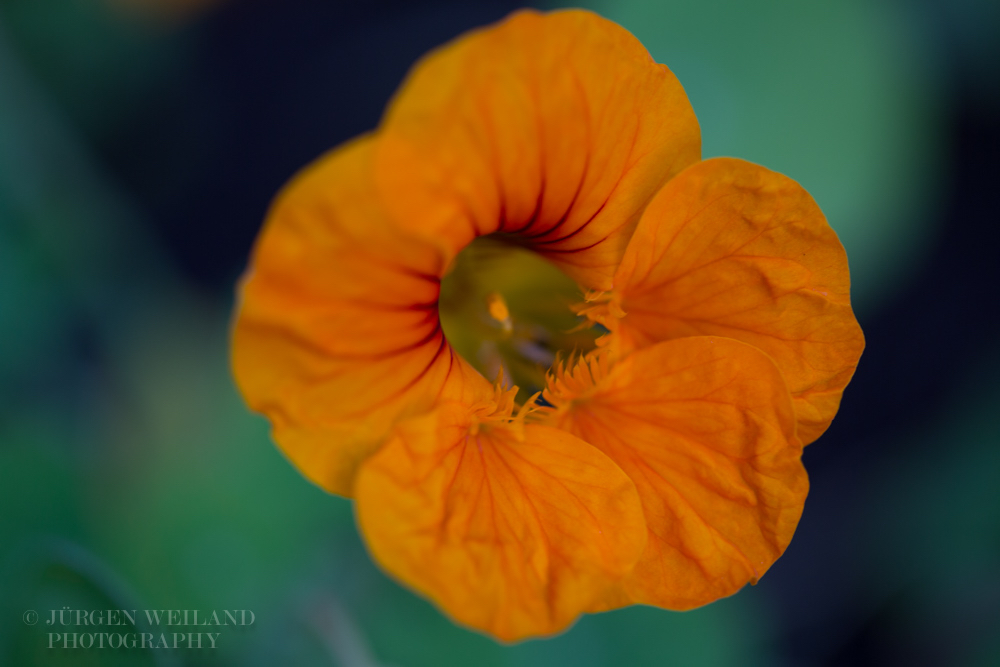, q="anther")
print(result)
[485,292,513,334]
